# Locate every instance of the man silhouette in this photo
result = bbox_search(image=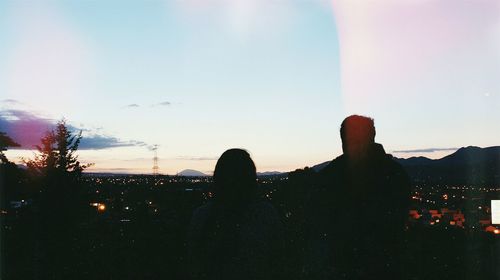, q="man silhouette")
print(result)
[305,115,410,280]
